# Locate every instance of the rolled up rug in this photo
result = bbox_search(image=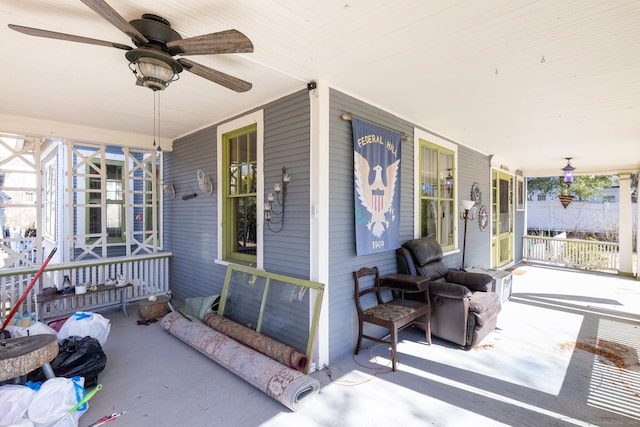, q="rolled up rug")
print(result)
[161,312,319,411]
[203,313,308,372]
